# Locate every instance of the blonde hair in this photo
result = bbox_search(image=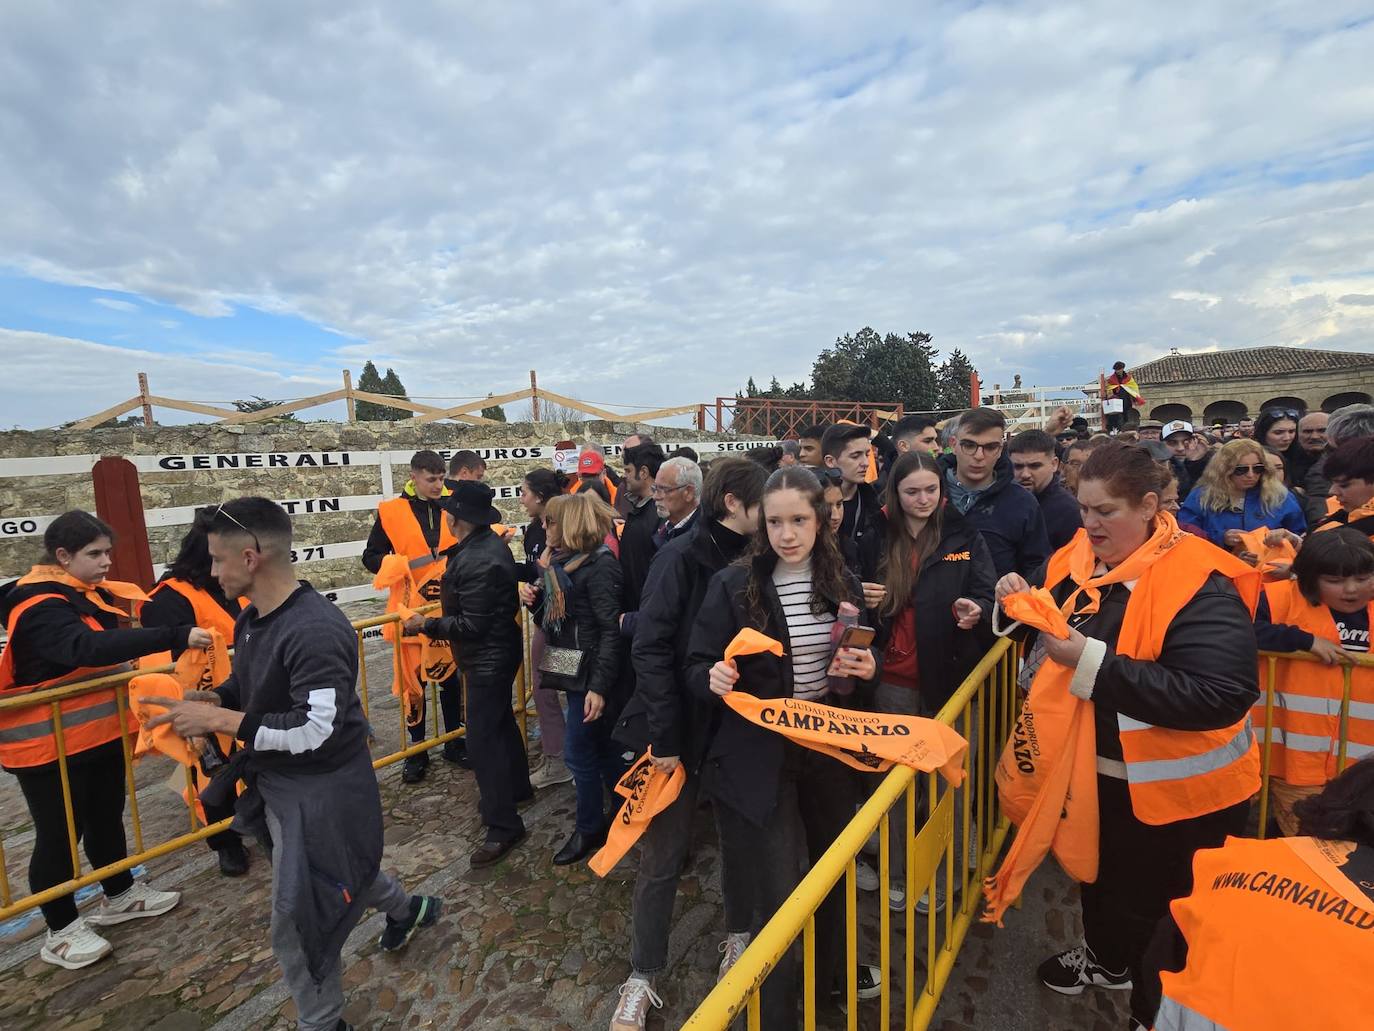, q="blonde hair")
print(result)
[544,493,613,554]
[1196,438,1287,513]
